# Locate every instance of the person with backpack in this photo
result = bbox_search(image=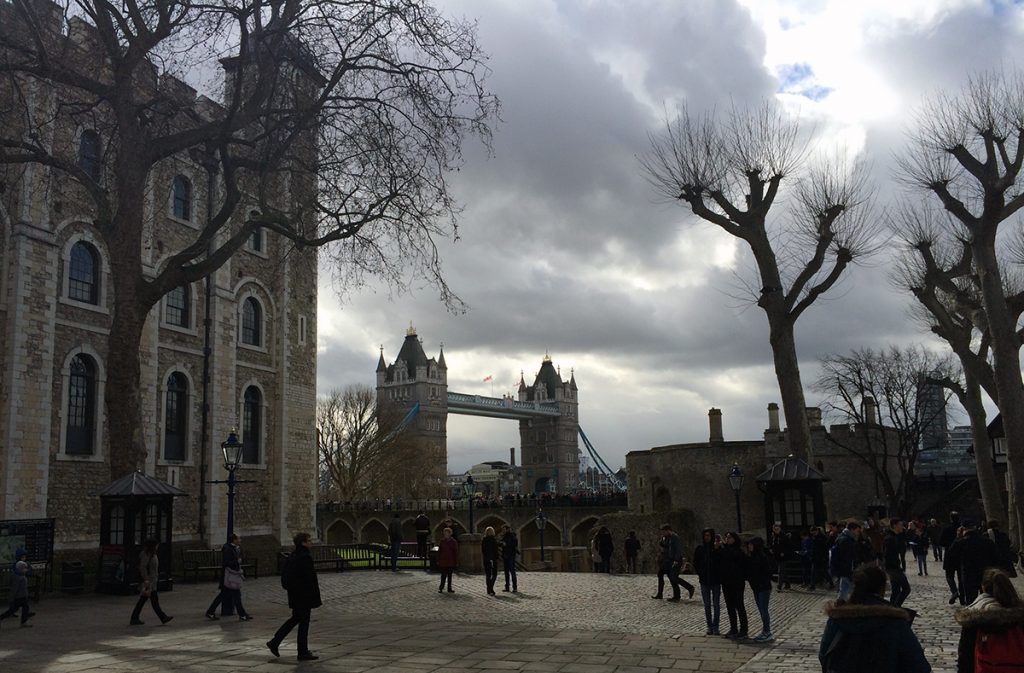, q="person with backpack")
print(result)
[818,564,931,673]
[955,568,1024,673]
[267,532,322,661]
